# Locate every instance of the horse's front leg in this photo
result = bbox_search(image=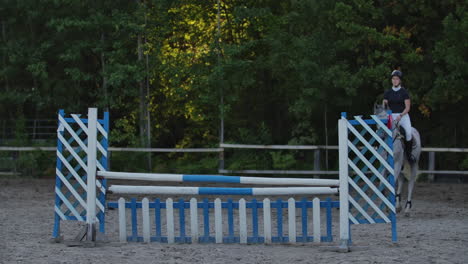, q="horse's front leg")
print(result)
[404,163,418,216]
[396,175,404,213]
[394,160,404,213]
